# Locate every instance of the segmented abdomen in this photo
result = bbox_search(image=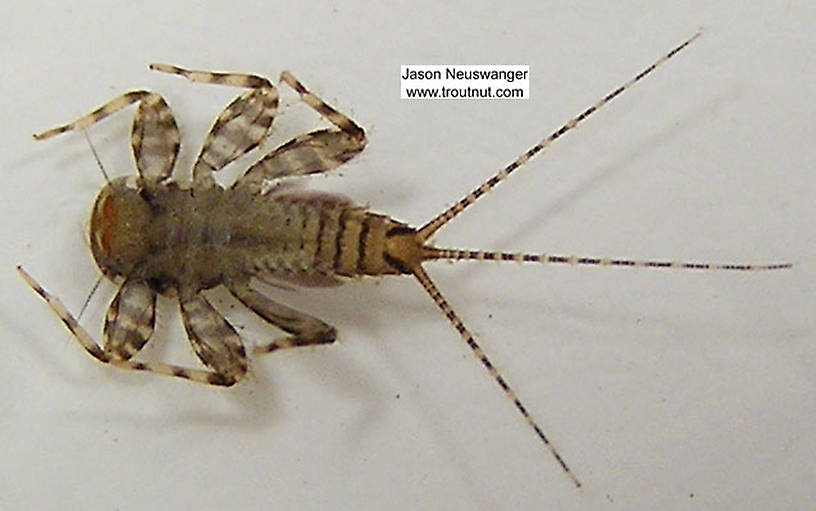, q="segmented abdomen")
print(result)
[136,185,407,291]
[226,191,406,279]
